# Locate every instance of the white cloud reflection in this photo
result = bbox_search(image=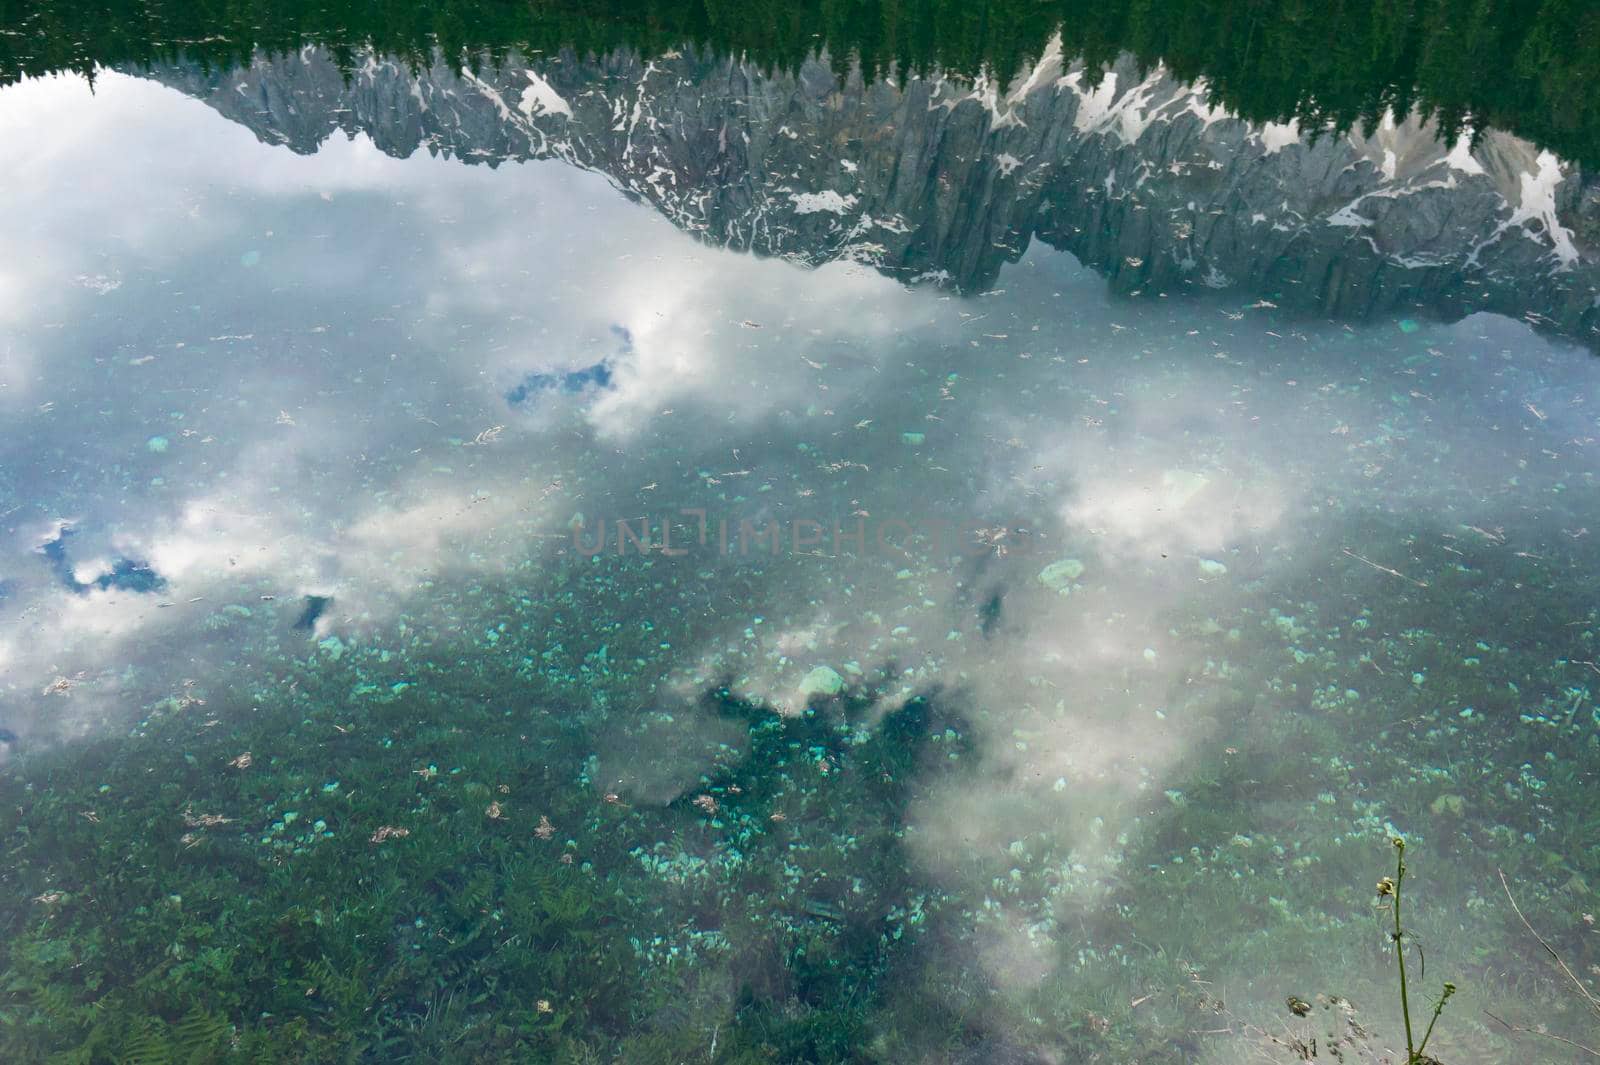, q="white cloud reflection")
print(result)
[2,65,1599,1056]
